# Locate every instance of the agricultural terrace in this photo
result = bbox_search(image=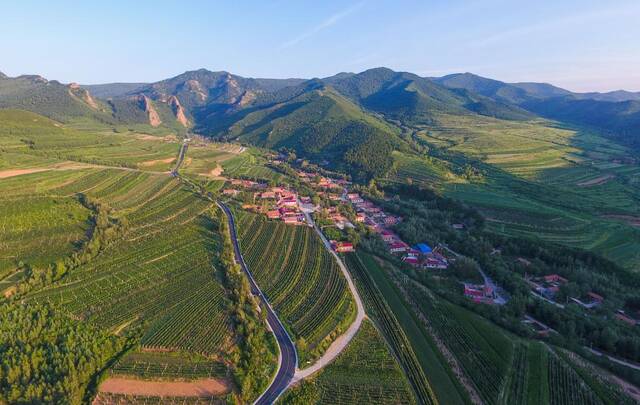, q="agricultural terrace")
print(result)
[0,109,181,171]
[180,141,245,179]
[400,112,640,270]
[0,195,90,281]
[282,320,415,404]
[221,148,286,183]
[389,257,638,405]
[110,351,227,381]
[345,253,441,405]
[234,210,355,364]
[27,172,234,362]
